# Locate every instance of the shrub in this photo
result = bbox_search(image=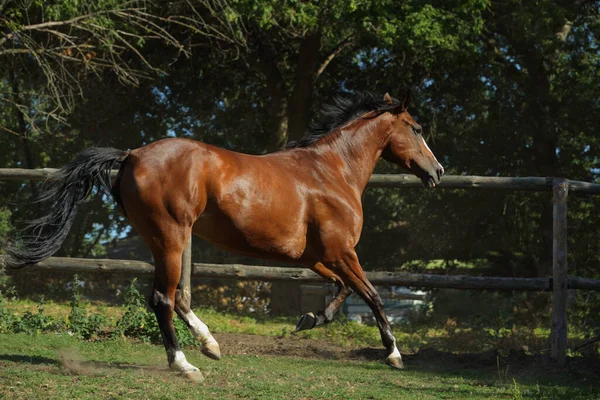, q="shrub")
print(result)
[67,275,106,339]
[113,278,196,347]
[12,296,60,334]
[0,290,17,333]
